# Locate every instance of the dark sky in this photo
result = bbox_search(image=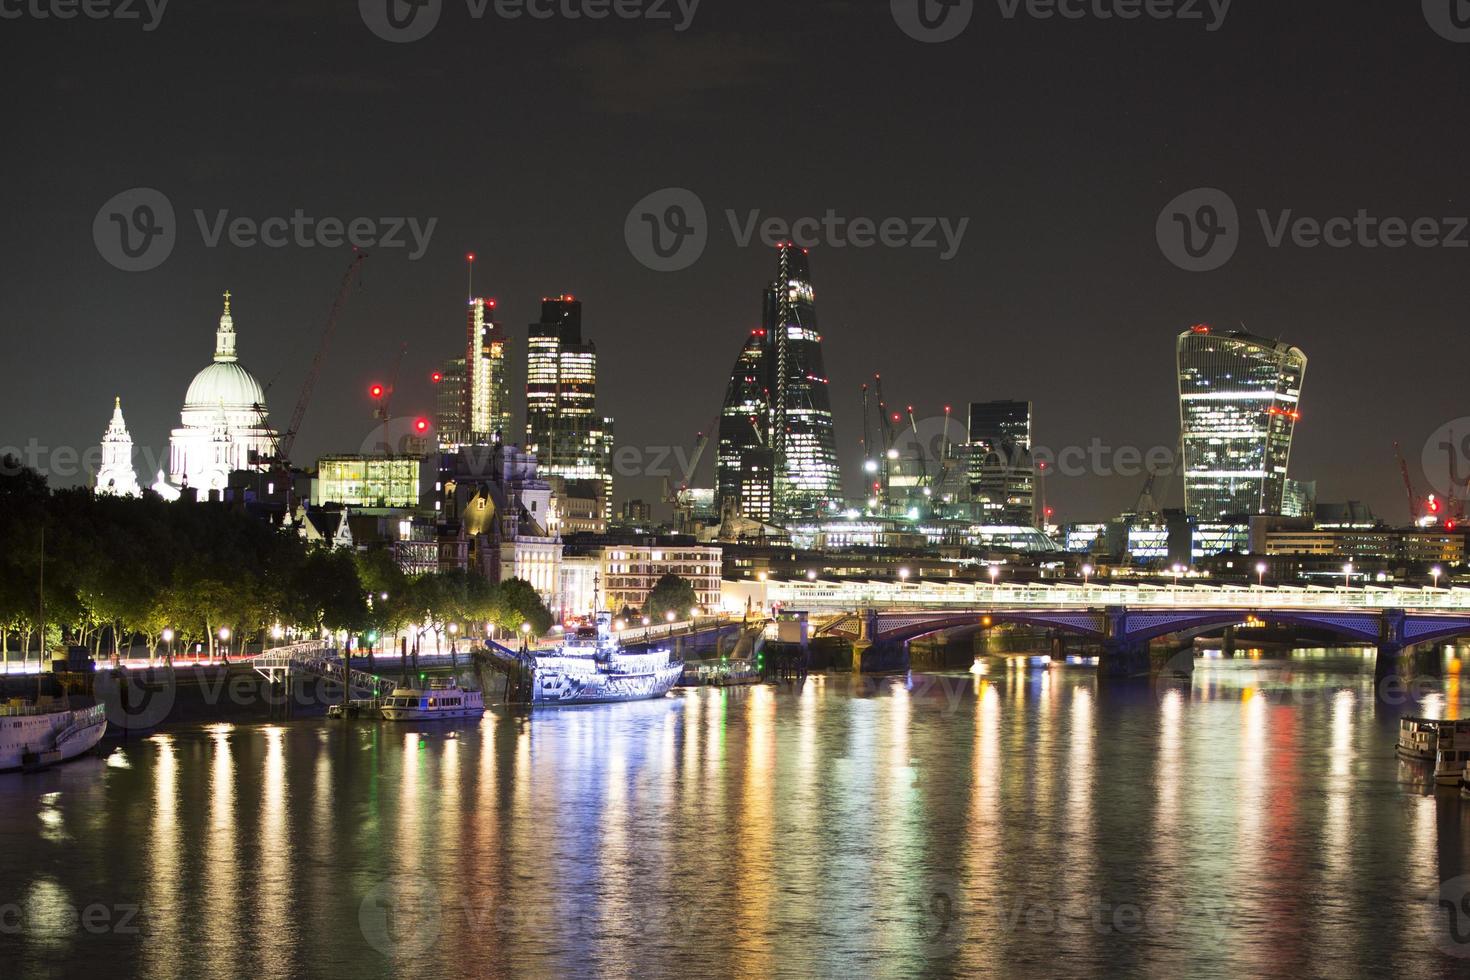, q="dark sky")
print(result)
[5,0,1468,524]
